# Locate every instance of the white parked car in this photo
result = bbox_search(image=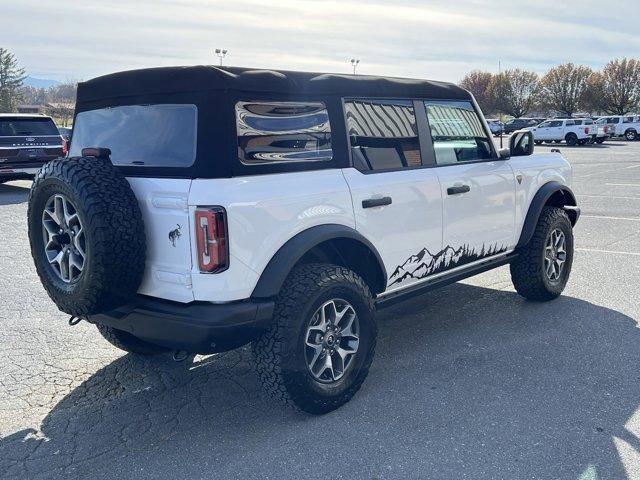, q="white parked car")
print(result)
[528,118,592,146]
[26,66,579,414]
[595,115,640,141]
